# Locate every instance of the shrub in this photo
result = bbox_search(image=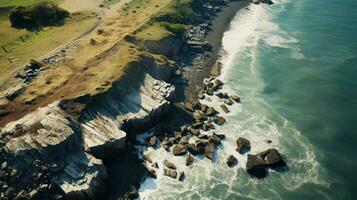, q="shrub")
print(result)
[160,22,185,36]
[9,2,69,29]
